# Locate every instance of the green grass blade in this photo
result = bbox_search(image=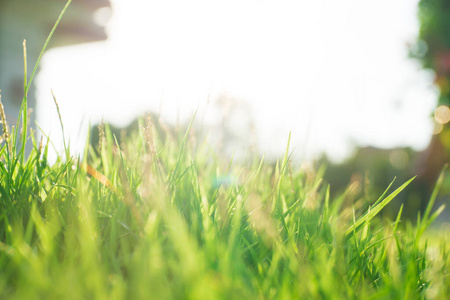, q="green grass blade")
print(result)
[346,176,415,236]
[25,0,73,94]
